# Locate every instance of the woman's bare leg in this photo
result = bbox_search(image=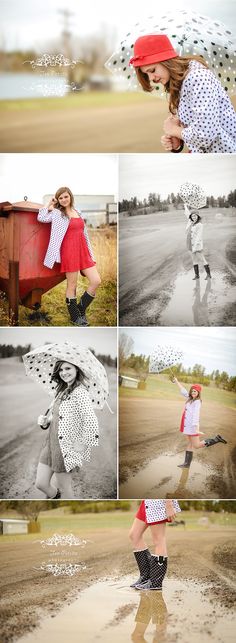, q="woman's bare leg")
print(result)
[191,435,206,450]
[186,436,193,452]
[129,518,149,550]
[55,472,74,499]
[66,271,78,298]
[81,266,101,296]
[149,523,167,556]
[35,463,58,498]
